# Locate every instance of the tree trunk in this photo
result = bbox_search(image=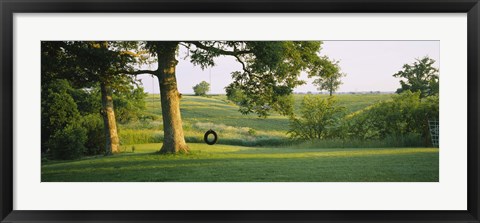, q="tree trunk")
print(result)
[100,82,120,154]
[156,42,189,154]
[329,79,333,96]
